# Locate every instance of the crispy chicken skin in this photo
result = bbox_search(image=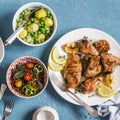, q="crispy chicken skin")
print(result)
[79,75,104,94]
[62,53,82,88]
[95,40,110,53]
[79,39,99,56]
[82,55,91,75]
[85,56,102,77]
[101,53,120,73]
